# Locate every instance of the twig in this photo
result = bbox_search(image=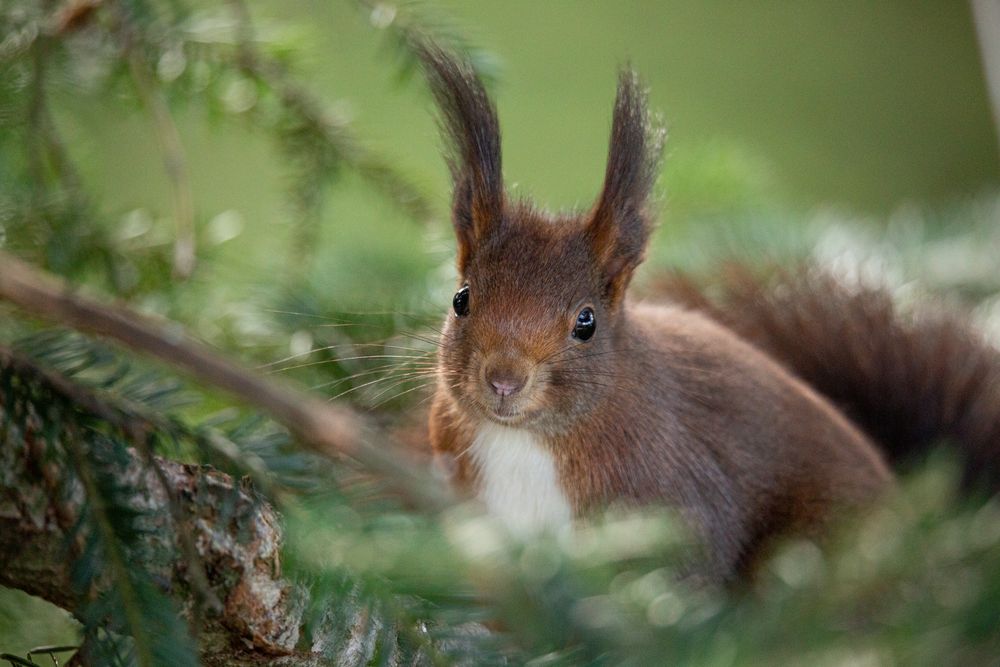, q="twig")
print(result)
[227,0,438,228]
[26,18,49,187]
[63,420,161,667]
[126,53,198,279]
[0,250,453,513]
[114,0,197,279]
